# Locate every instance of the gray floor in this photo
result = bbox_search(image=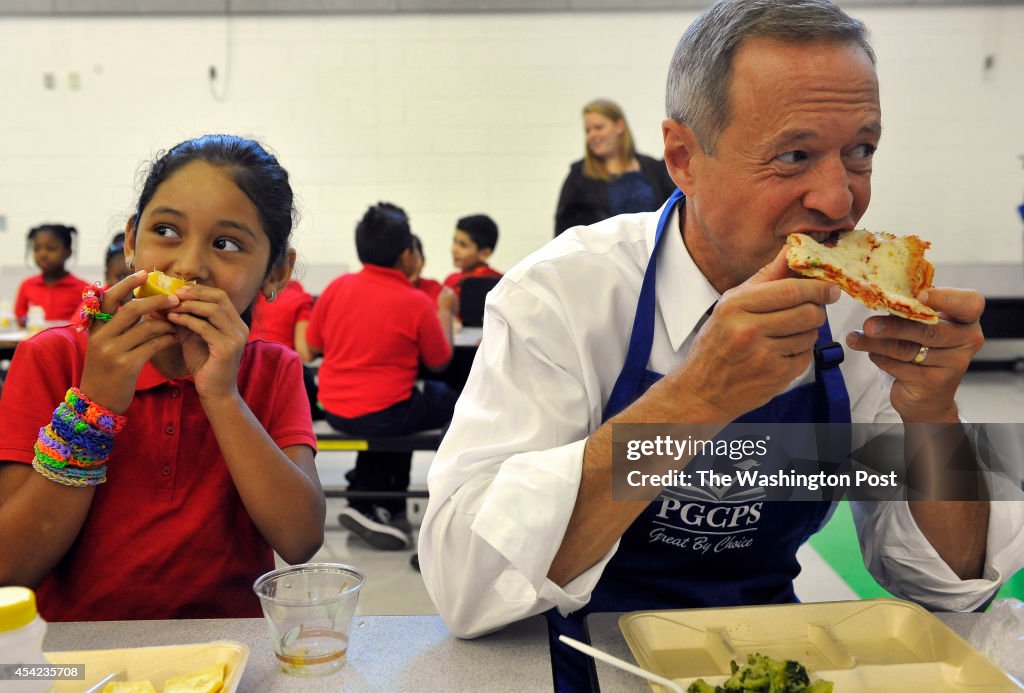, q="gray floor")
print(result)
[291,371,1024,617]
